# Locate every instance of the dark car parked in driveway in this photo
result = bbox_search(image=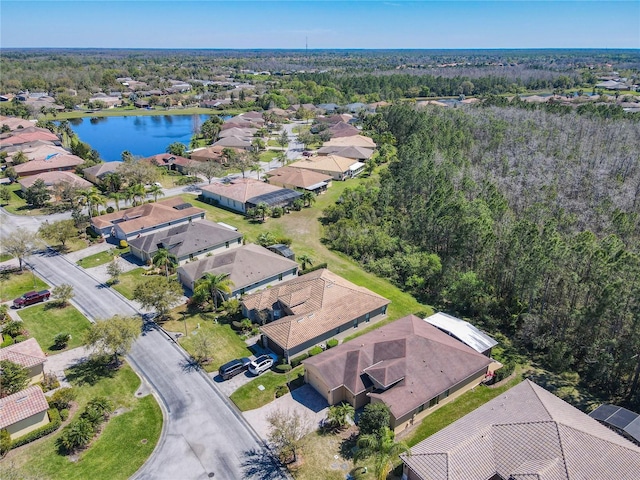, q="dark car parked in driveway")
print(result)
[13,290,50,308]
[219,357,251,380]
